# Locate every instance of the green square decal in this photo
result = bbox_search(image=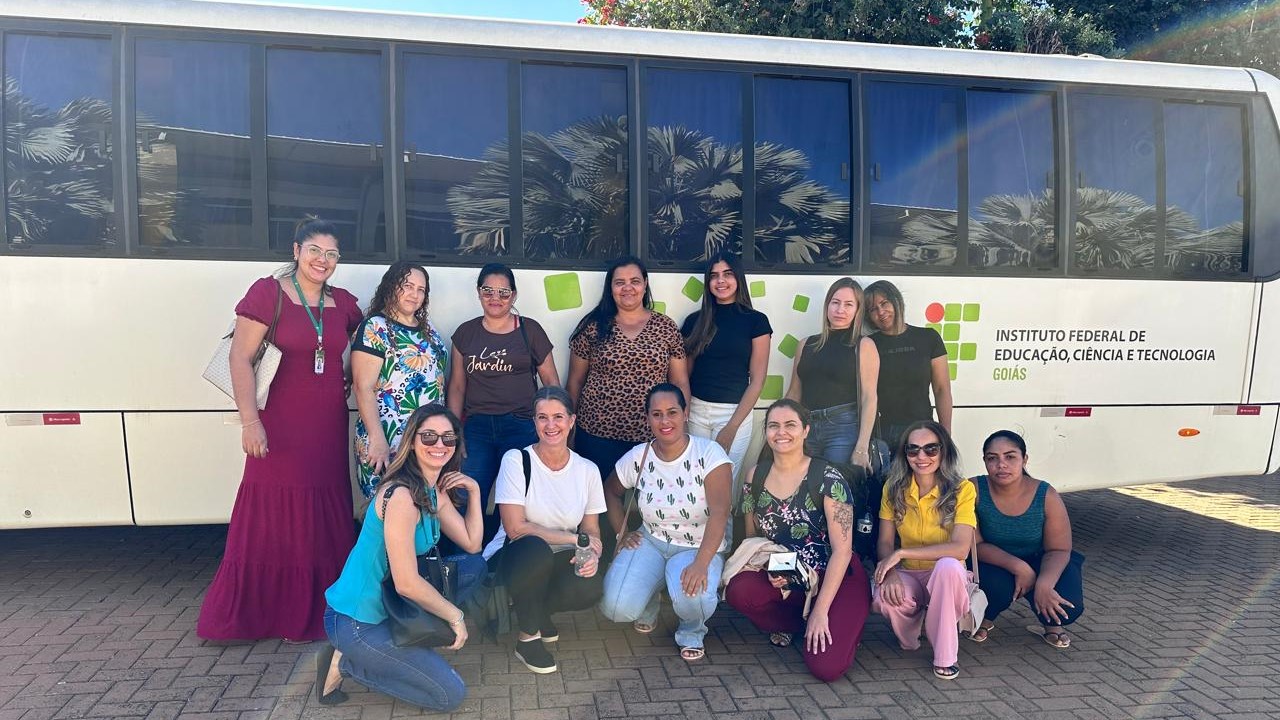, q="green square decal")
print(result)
[543,272,583,312]
[792,294,810,312]
[948,362,958,381]
[778,334,800,359]
[943,323,961,341]
[945,342,958,361]
[959,343,977,361]
[652,300,666,315]
[750,280,766,298]
[944,303,962,322]
[761,374,785,401]
[682,277,704,303]
[962,303,980,322]
[927,322,943,335]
